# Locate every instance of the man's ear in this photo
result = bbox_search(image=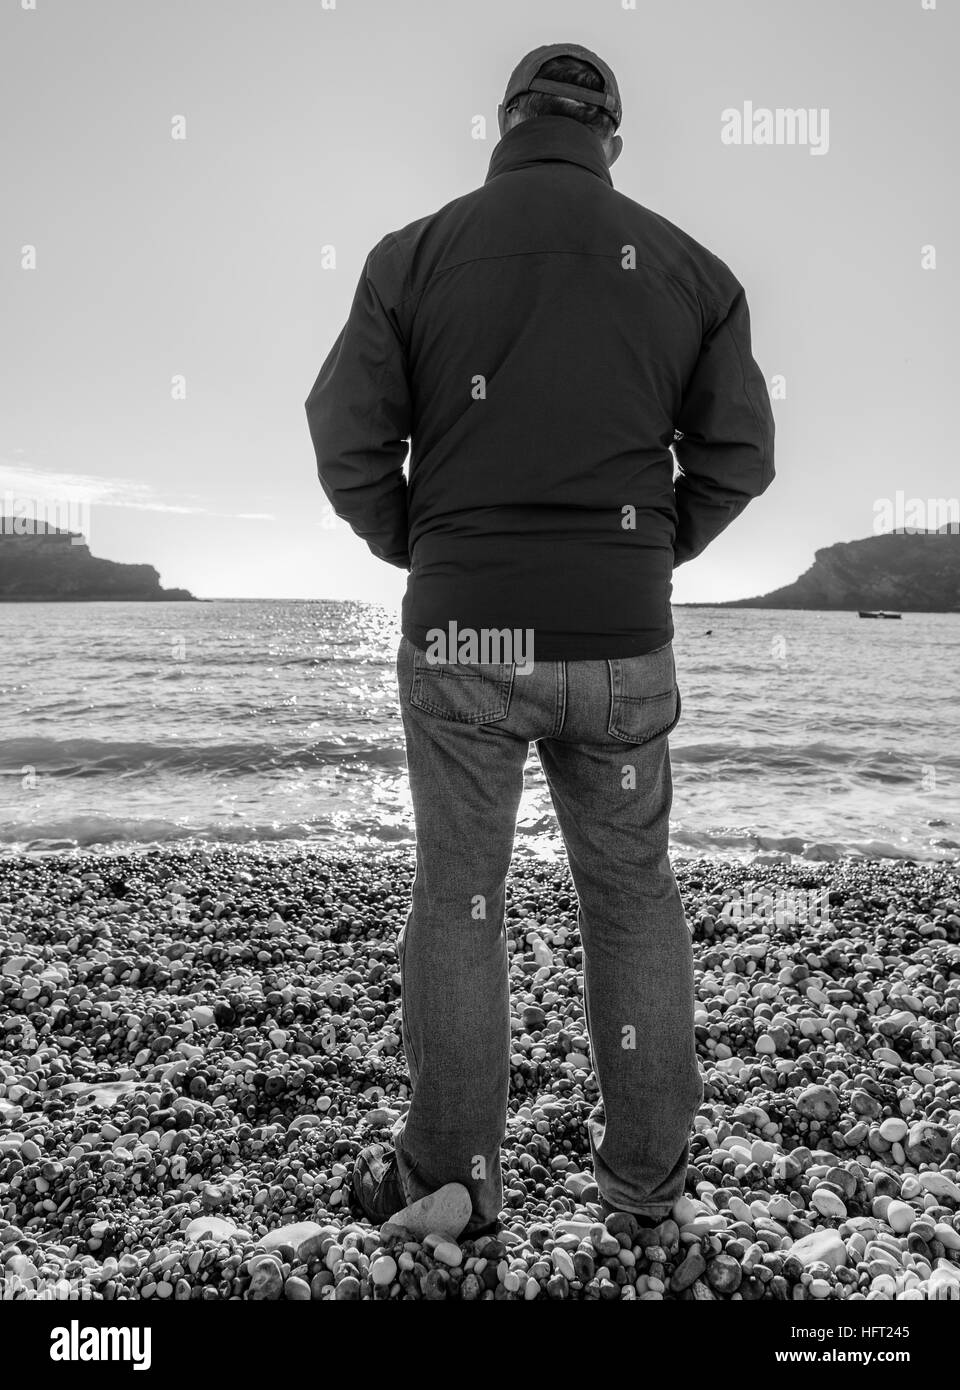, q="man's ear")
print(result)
[497,103,506,138]
[608,133,623,167]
